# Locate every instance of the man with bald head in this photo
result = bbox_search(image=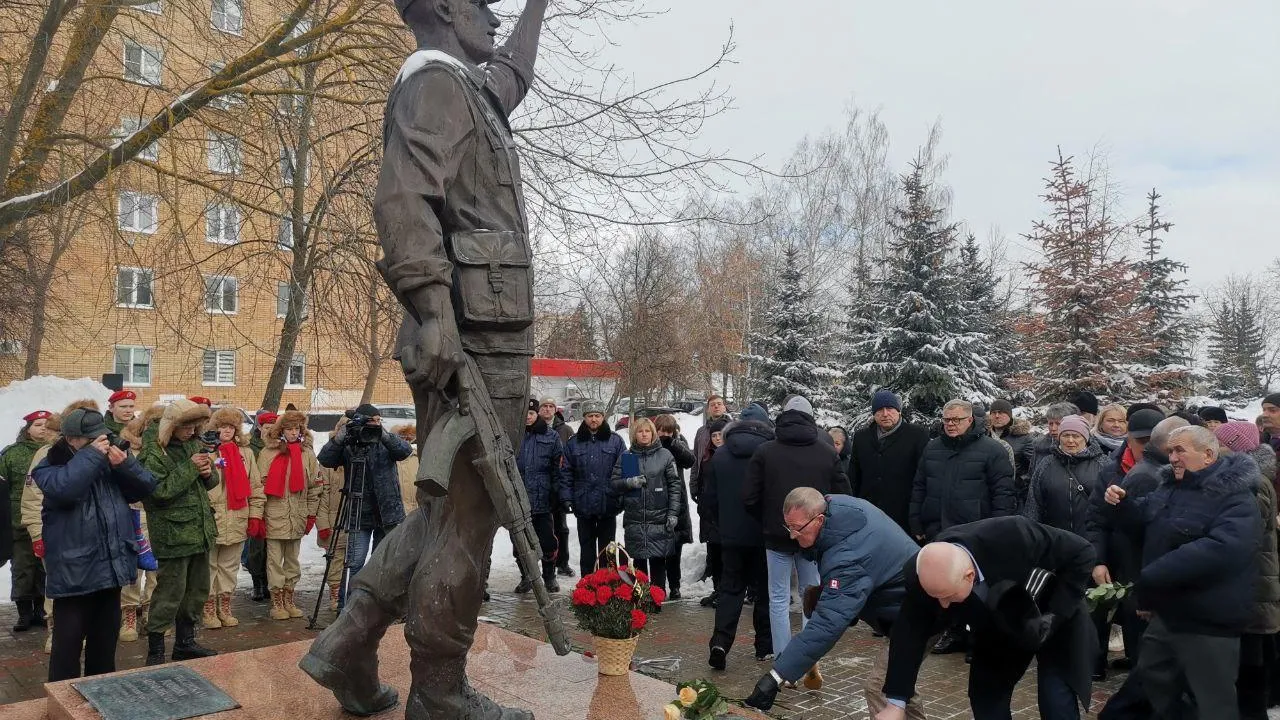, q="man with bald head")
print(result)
[876,516,1097,720]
